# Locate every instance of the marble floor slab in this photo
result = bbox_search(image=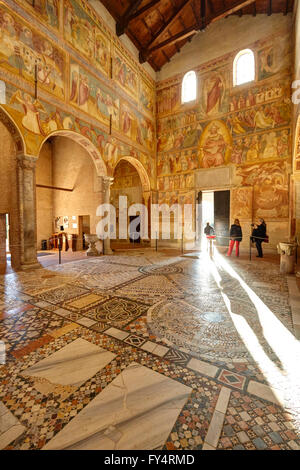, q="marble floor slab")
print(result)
[0,401,26,450]
[21,338,116,398]
[43,362,191,450]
